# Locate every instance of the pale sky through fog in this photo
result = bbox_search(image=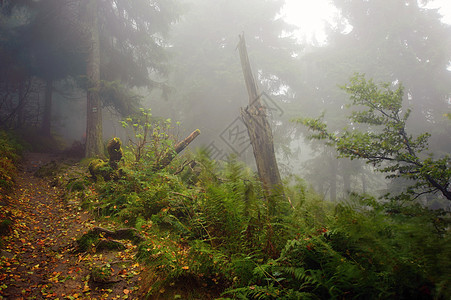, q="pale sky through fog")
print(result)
[283,0,451,44]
